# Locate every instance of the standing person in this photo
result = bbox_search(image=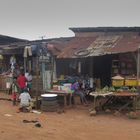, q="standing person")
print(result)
[26,71,33,93]
[25,70,29,79]
[11,78,19,105]
[17,72,27,93]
